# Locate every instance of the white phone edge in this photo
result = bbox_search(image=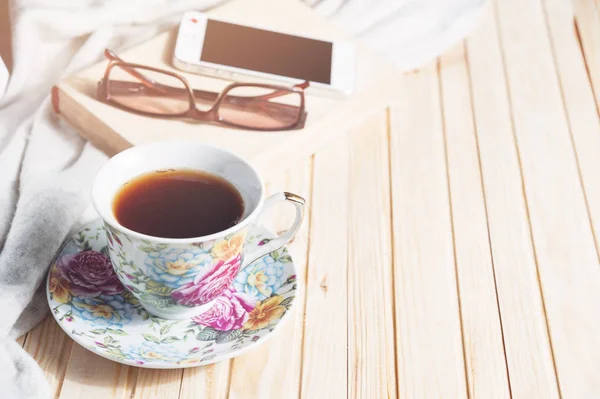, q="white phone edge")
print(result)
[172,11,355,98]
